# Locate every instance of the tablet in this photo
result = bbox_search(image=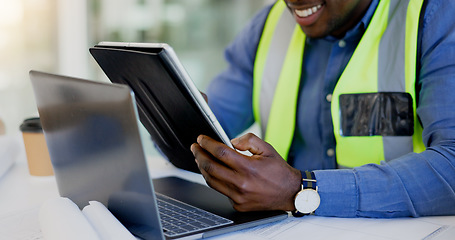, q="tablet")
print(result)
[89,42,233,173]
